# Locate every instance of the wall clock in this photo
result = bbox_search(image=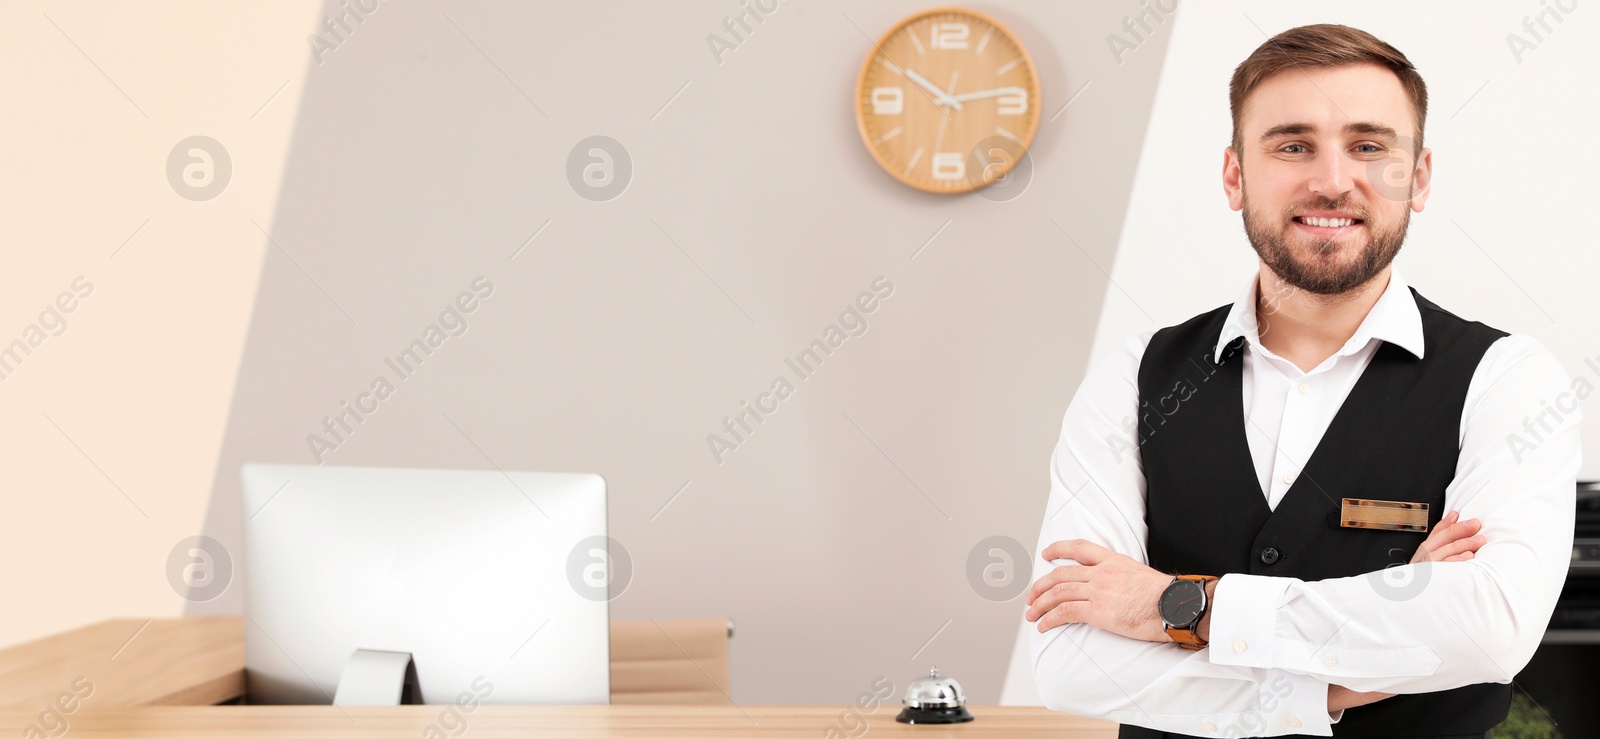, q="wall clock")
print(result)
[854,8,1041,194]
